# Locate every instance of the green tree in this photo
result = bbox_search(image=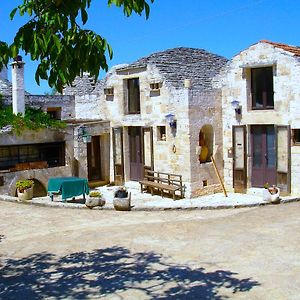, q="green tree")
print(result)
[0,0,154,93]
